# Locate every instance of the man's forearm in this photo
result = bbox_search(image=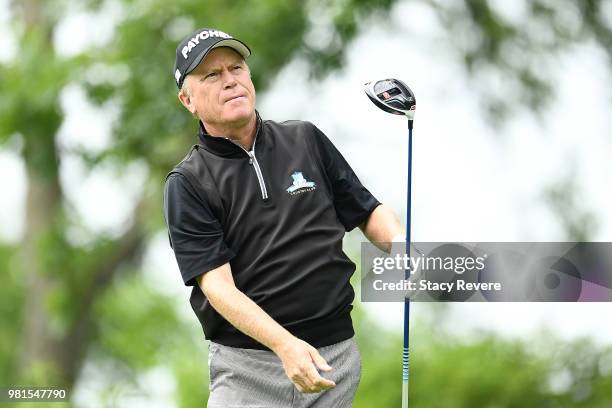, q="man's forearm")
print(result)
[198,269,293,353]
[360,204,405,252]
